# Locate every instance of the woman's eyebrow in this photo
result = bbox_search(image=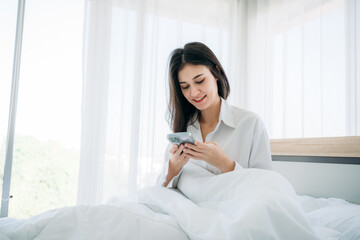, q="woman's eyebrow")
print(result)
[179,73,204,84]
[192,74,204,80]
